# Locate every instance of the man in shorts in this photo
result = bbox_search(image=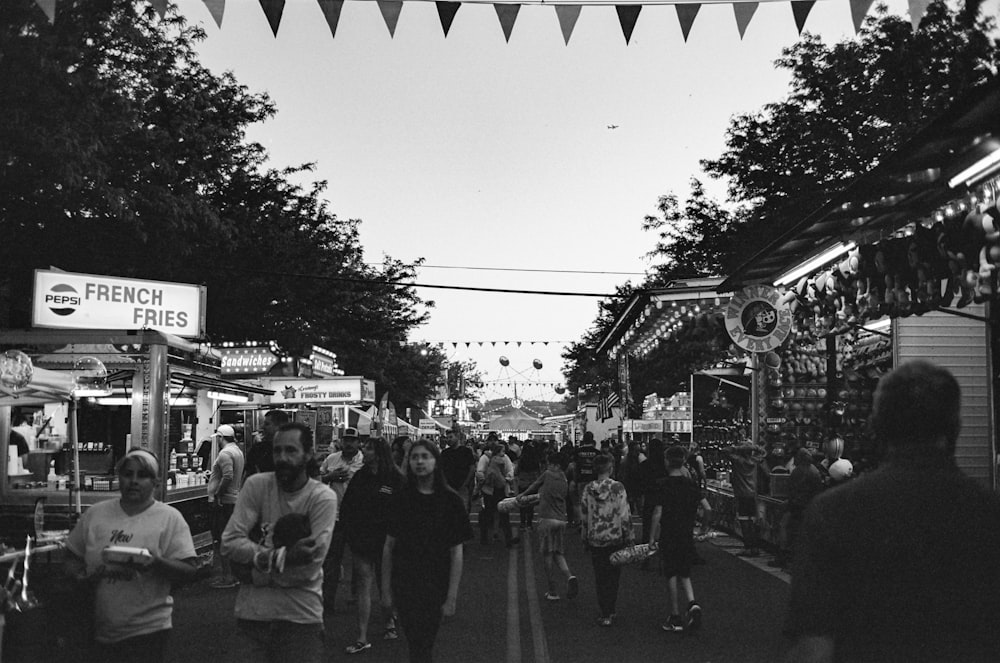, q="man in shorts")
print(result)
[519,451,577,601]
[724,441,766,556]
